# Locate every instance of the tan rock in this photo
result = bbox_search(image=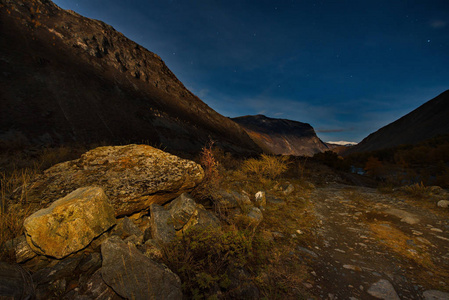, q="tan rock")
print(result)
[21,144,204,216]
[24,187,116,259]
